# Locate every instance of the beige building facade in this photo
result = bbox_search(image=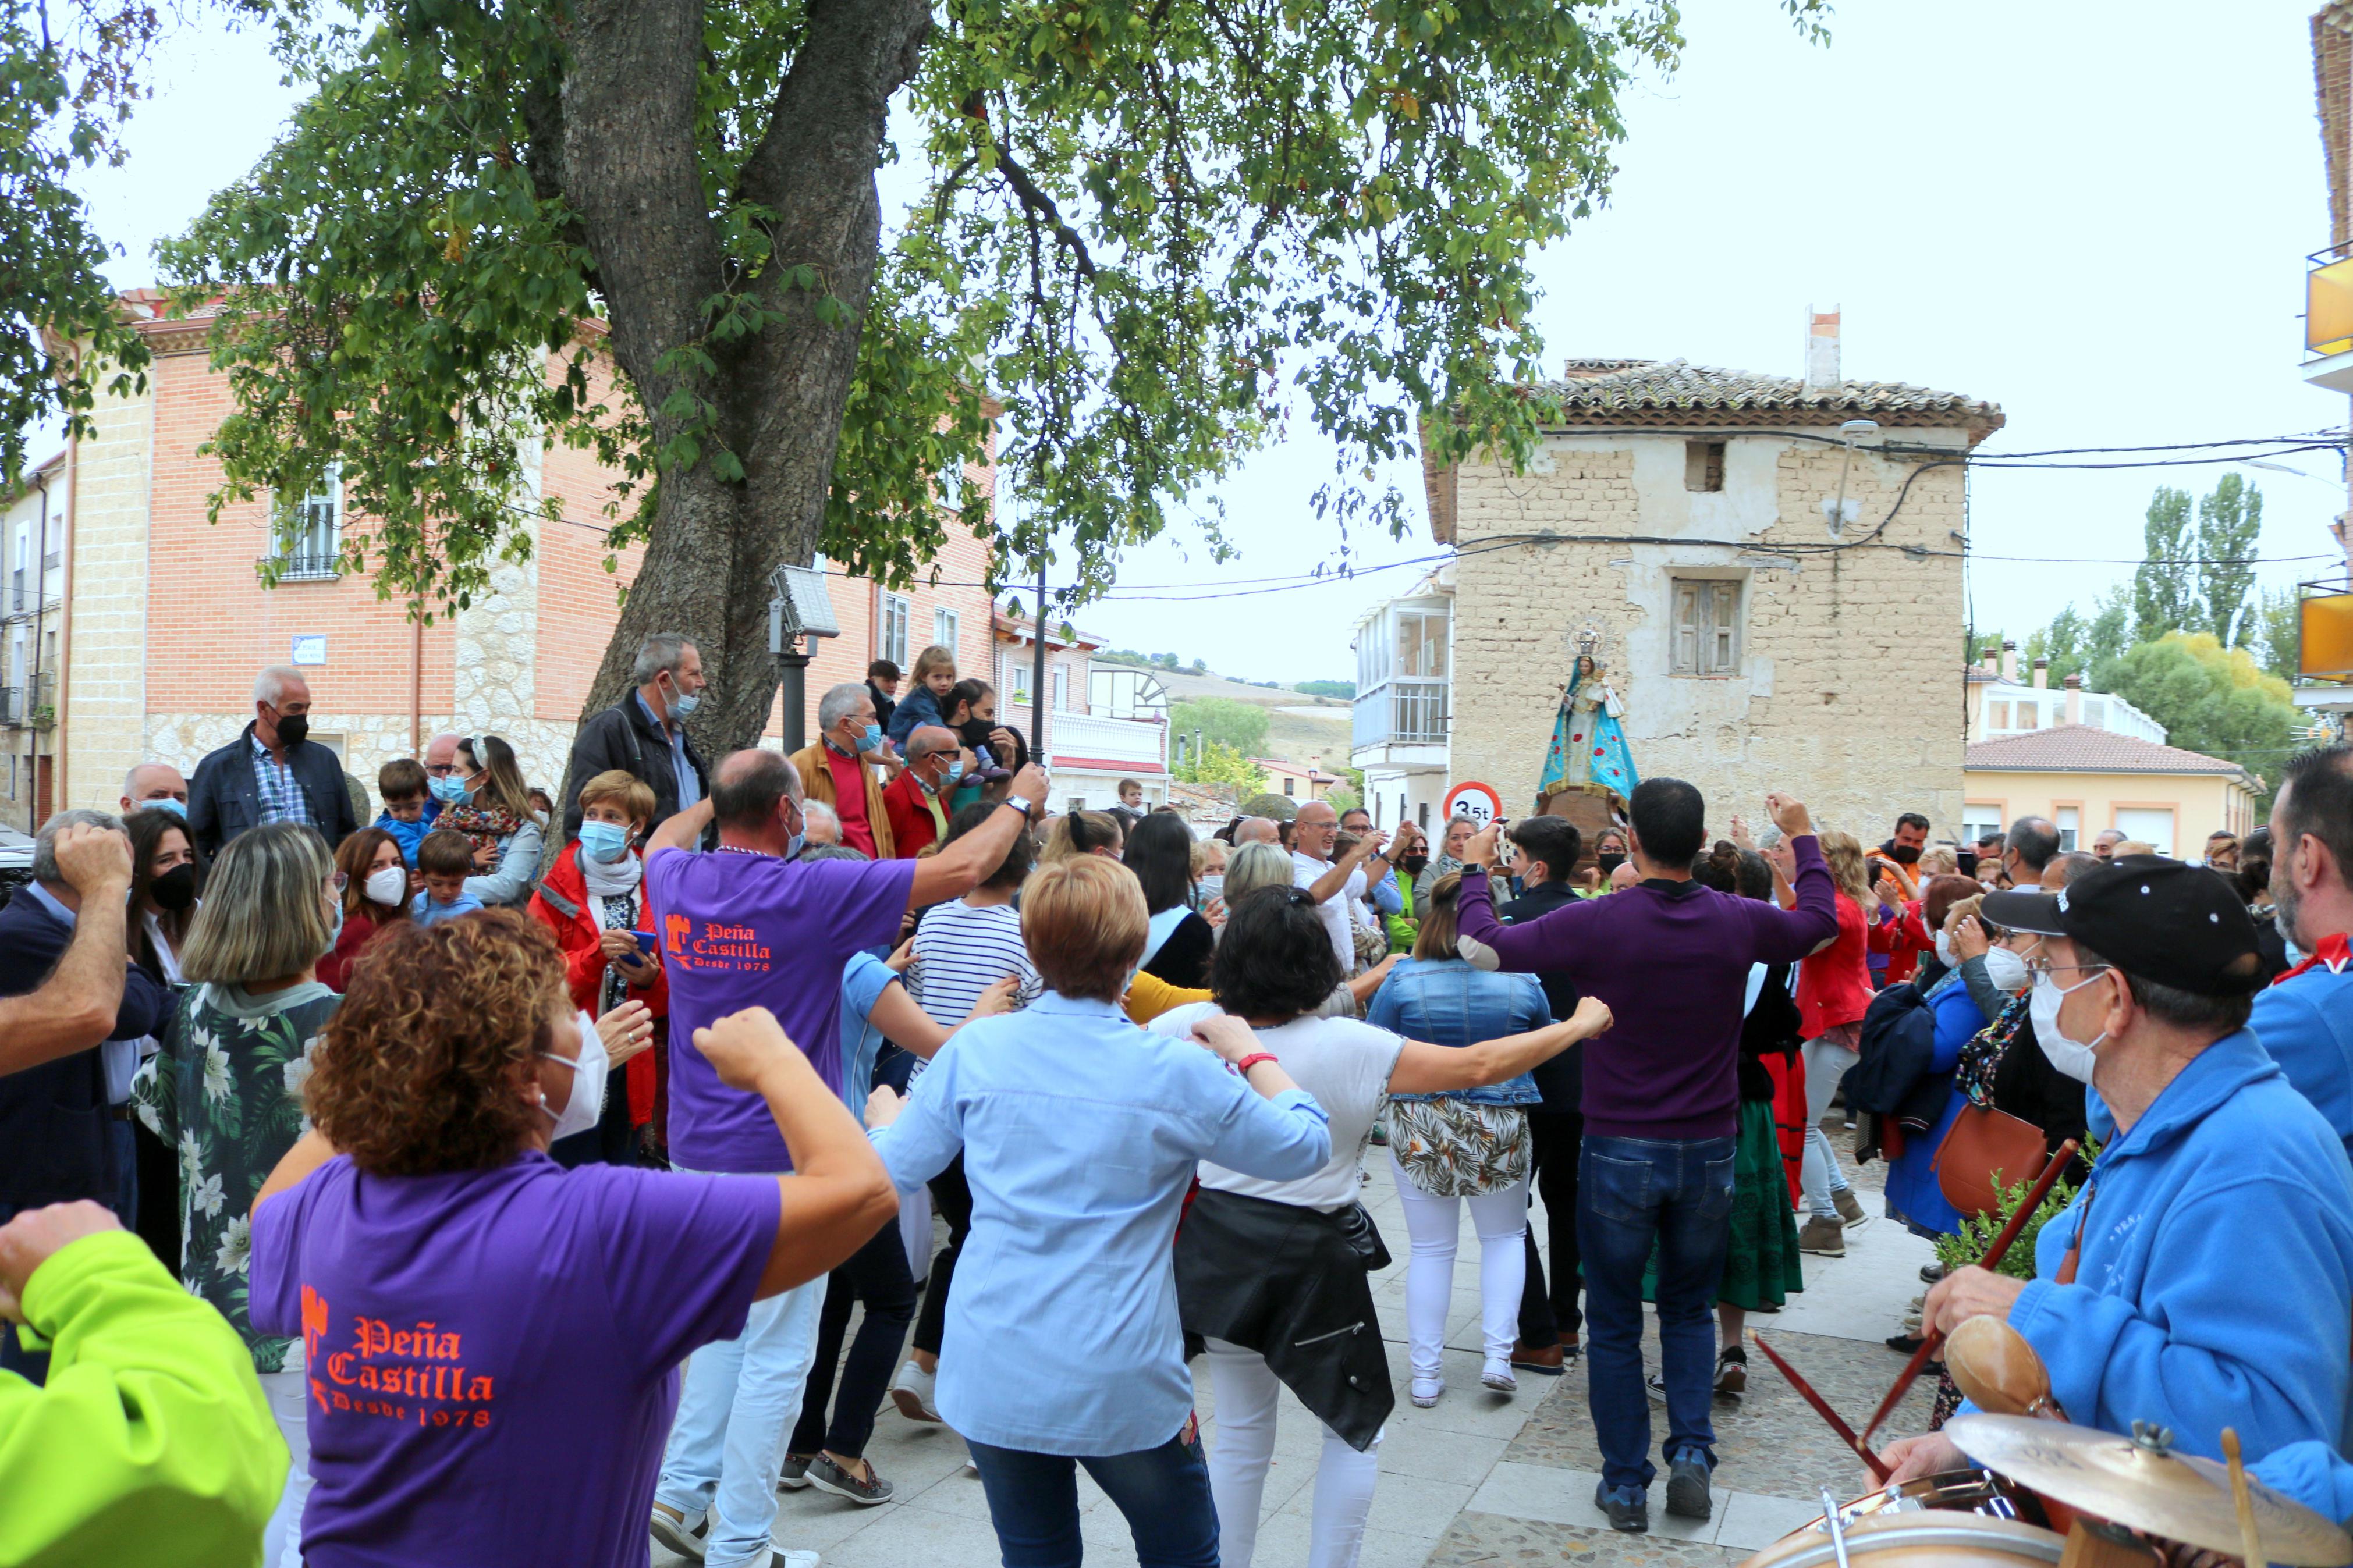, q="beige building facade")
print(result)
[1962,726,2262,858]
[1415,344,2003,841]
